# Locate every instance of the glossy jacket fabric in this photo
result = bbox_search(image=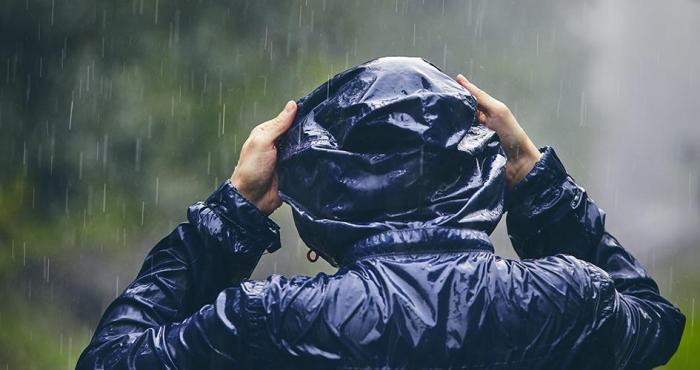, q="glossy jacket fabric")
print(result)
[77,62,685,369]
[277,57,506,266]
[77,149,685,370]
